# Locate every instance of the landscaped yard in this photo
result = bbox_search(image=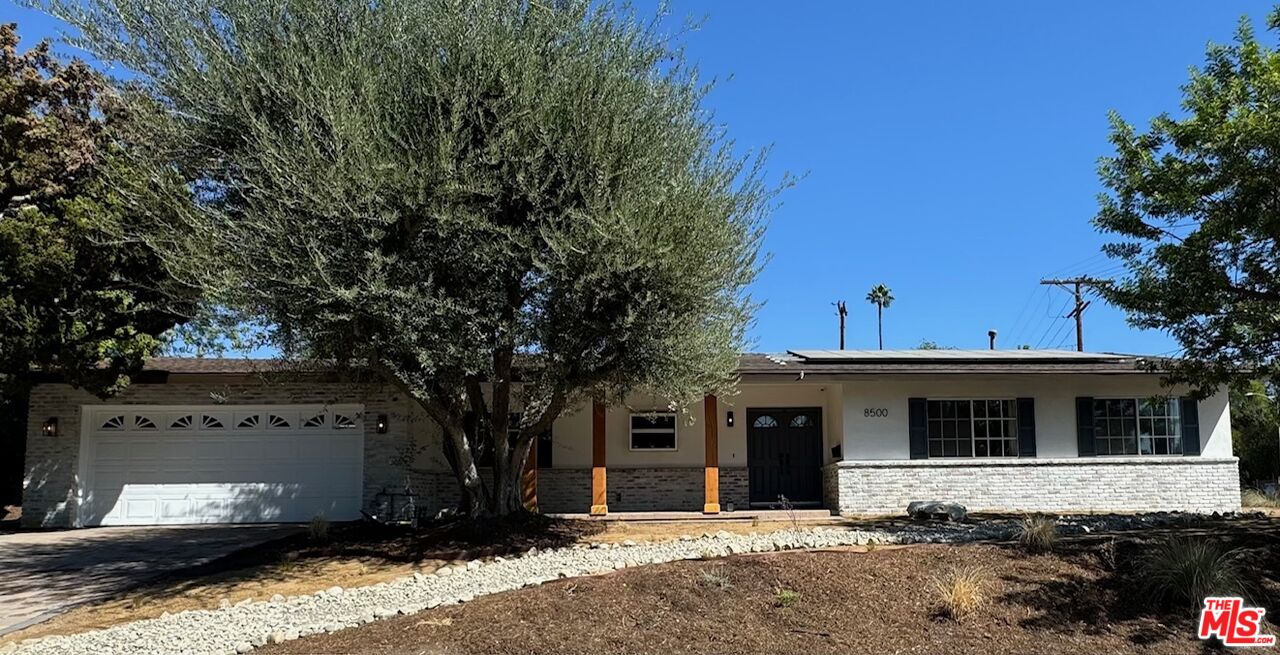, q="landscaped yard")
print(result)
[6,514,1279,654]
[253,536,1280,655]
[0,515,845,644]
